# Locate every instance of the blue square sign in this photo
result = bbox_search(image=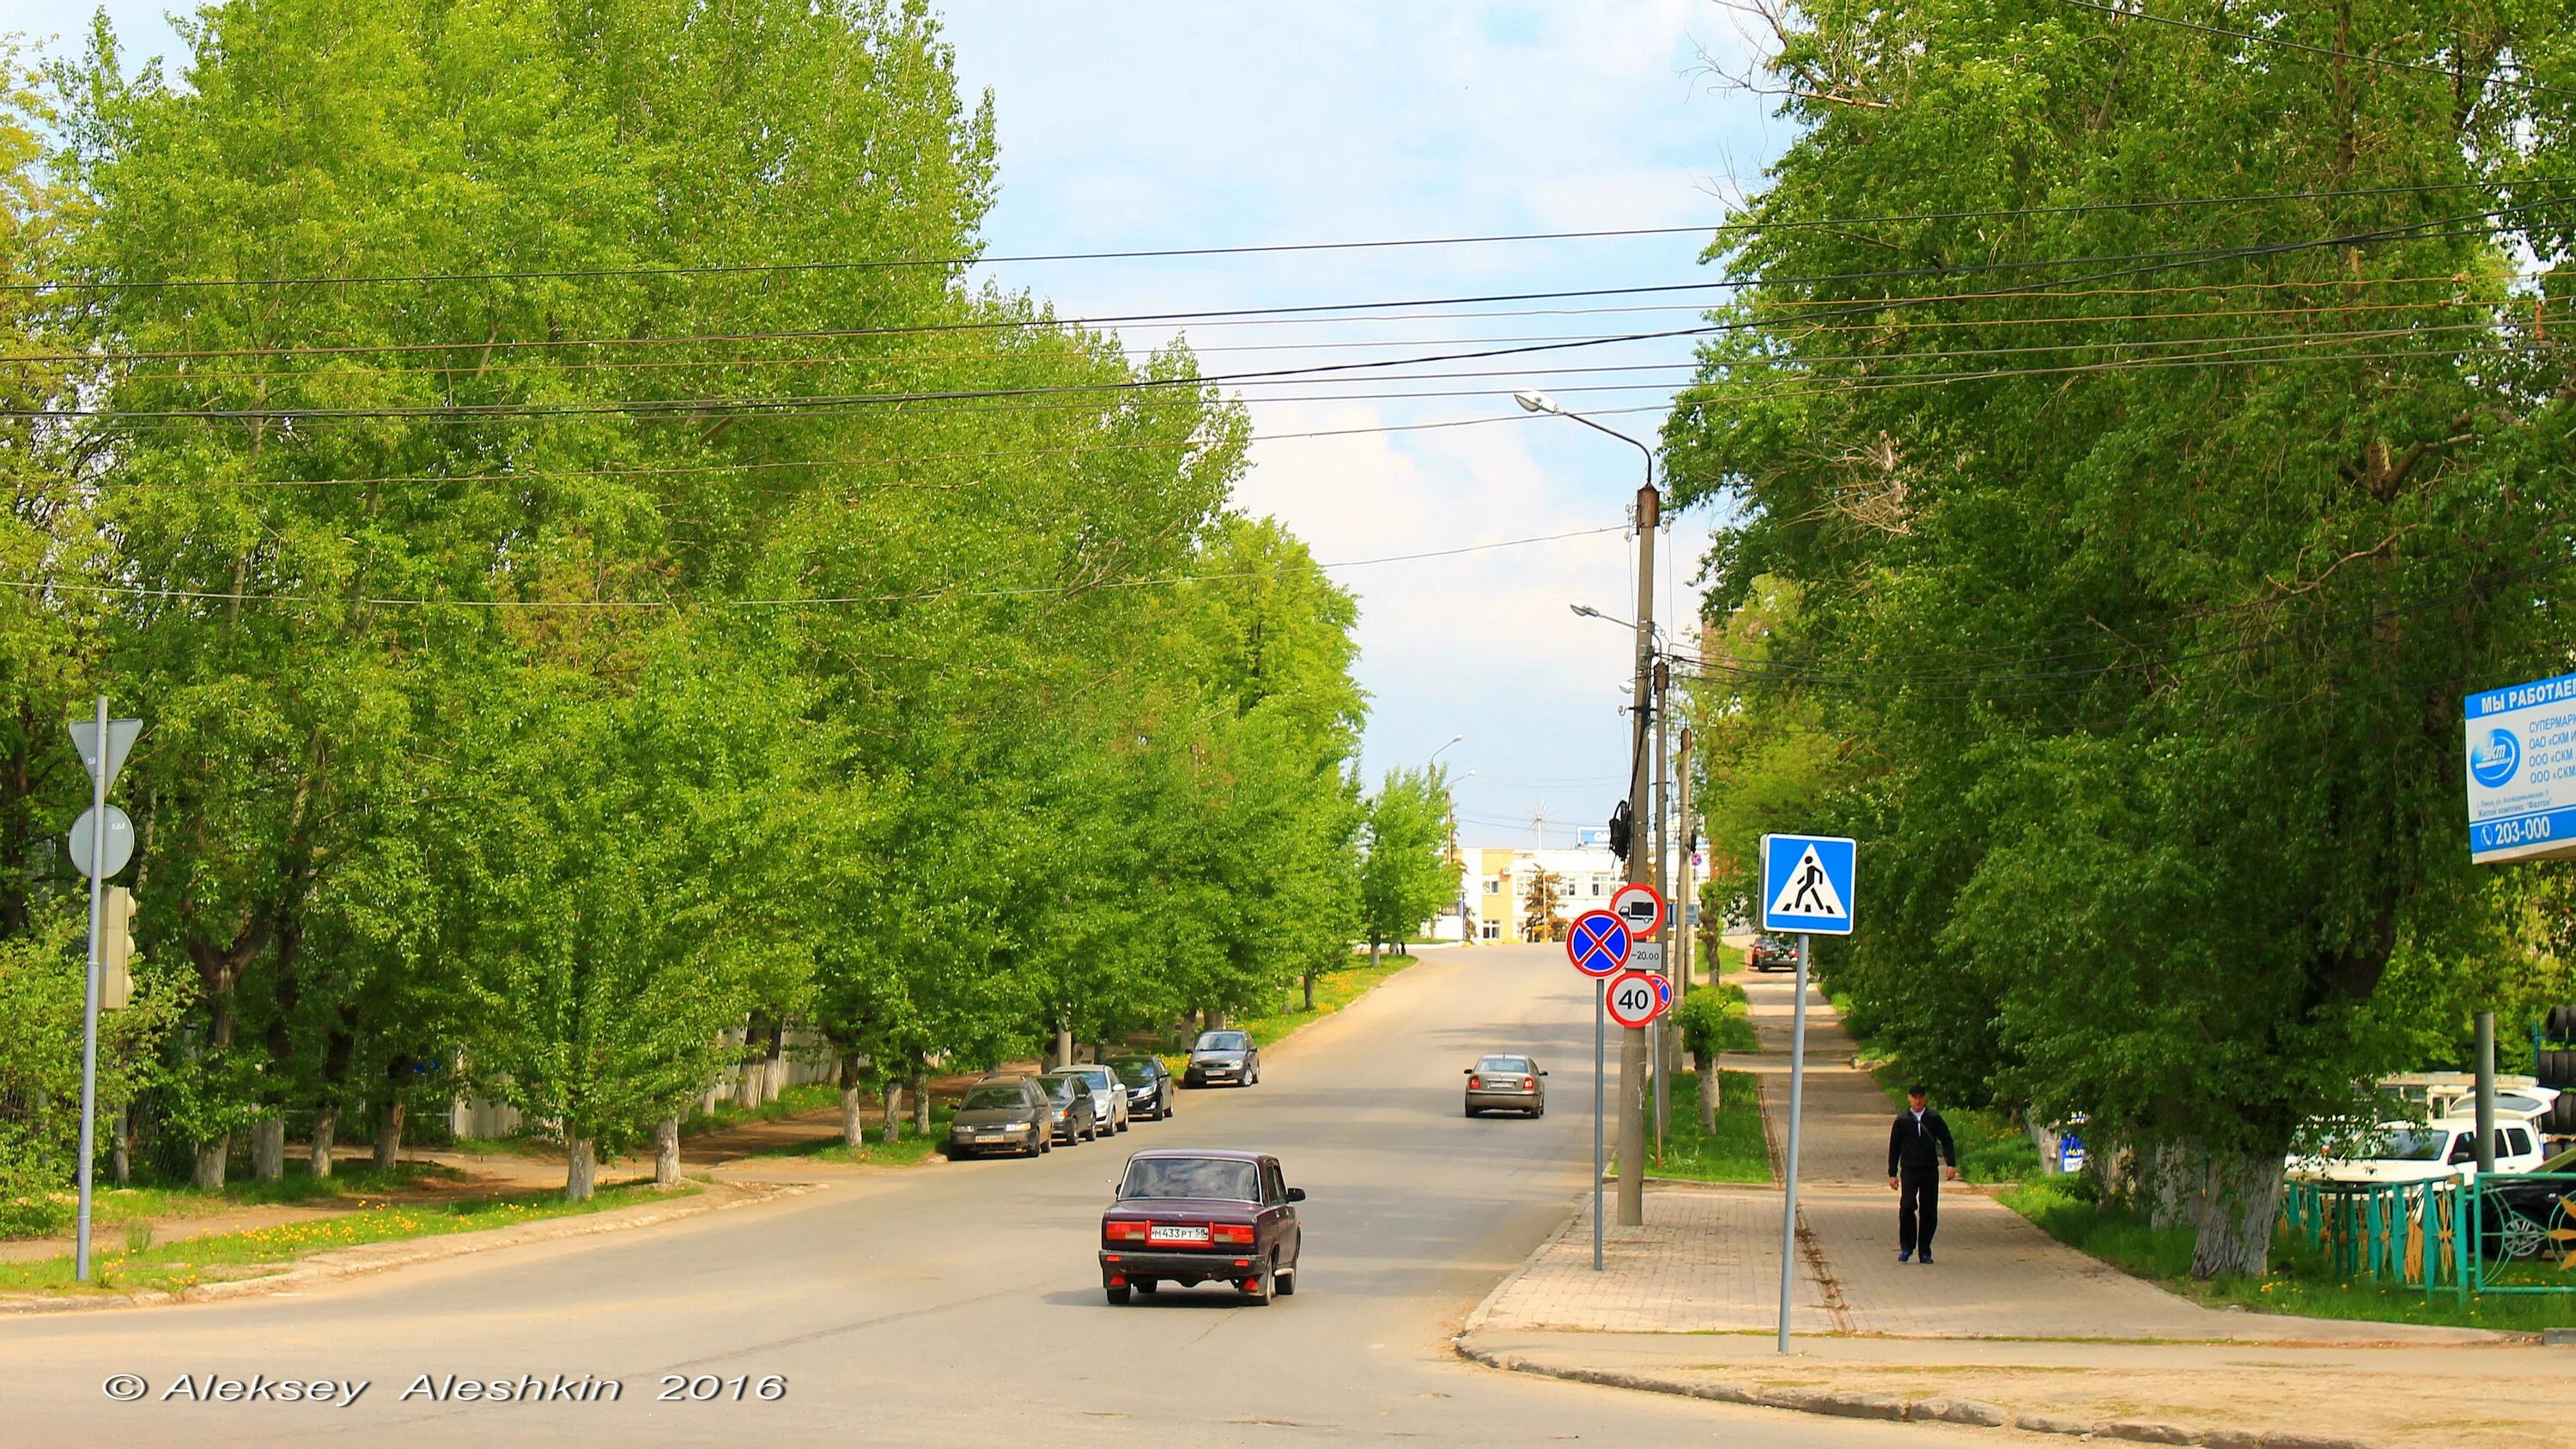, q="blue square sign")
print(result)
[1760,834,1856,935]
